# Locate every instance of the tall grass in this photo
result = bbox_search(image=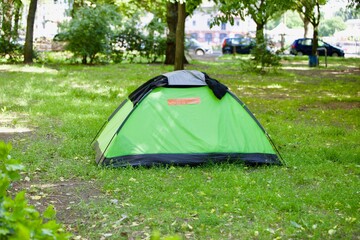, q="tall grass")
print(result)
[0,58,359,239]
